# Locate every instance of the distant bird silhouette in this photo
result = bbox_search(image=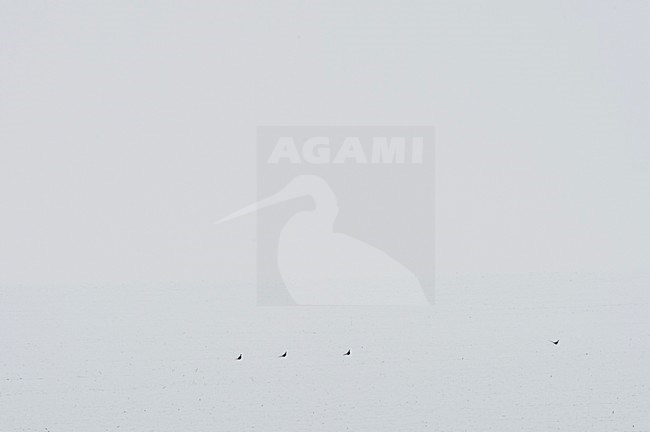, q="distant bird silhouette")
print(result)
[550,339,559,345]
[279,351,287,358]
[344,349,351,356]
[236,354,242,360]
